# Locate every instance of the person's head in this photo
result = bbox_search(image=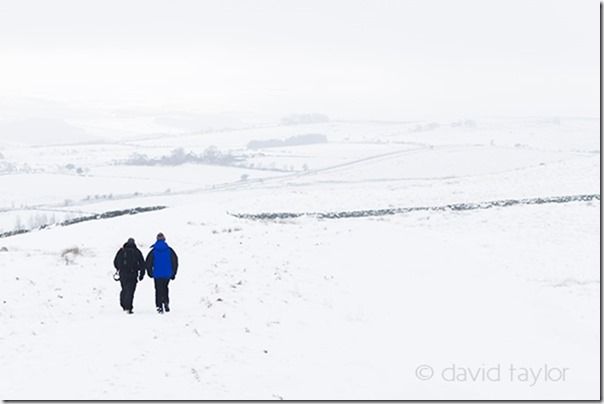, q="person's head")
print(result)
[156,232,165,241]
[126,237,135,245]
